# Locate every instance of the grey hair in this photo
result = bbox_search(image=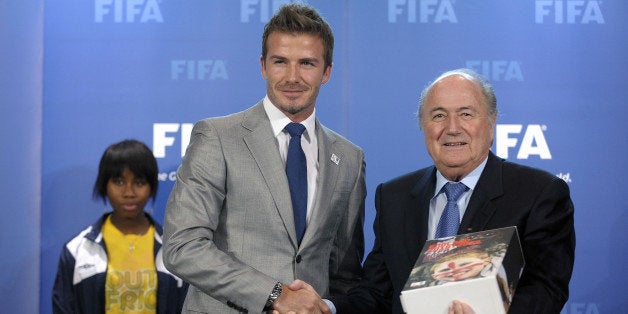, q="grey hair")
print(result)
[417,68,497,129]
